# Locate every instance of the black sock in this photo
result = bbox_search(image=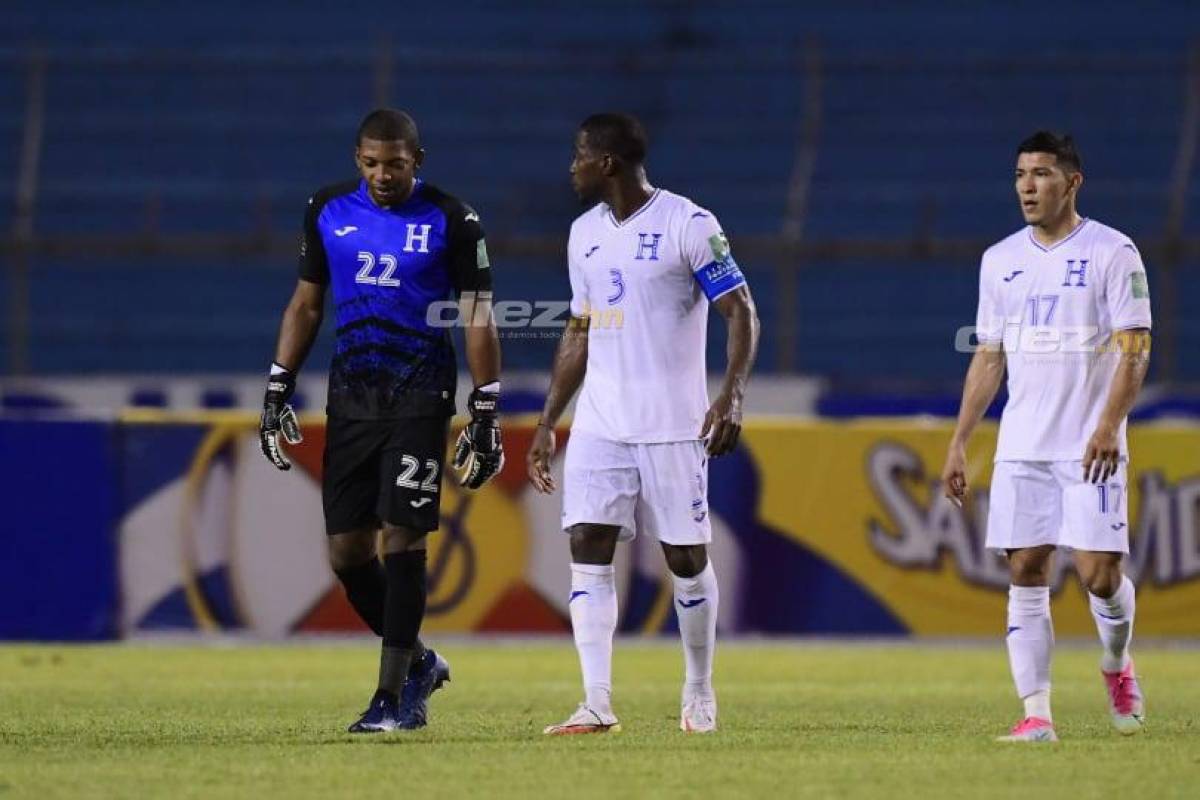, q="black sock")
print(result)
[377,647,413,699]
[334,560,386,636]
[335,558,428,658]
[380,550,428,691]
